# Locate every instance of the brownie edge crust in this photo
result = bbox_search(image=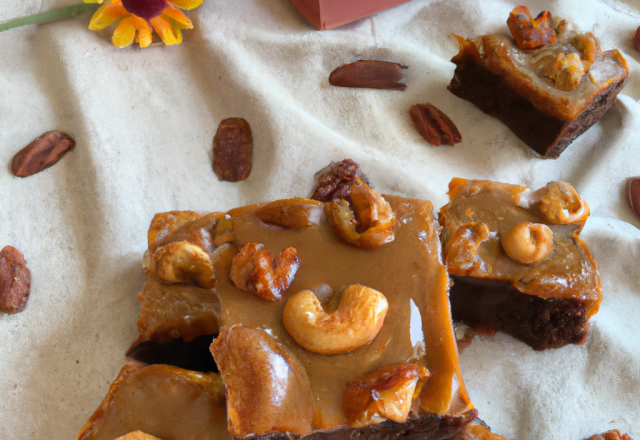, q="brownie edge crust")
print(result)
[246,410,478,440]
